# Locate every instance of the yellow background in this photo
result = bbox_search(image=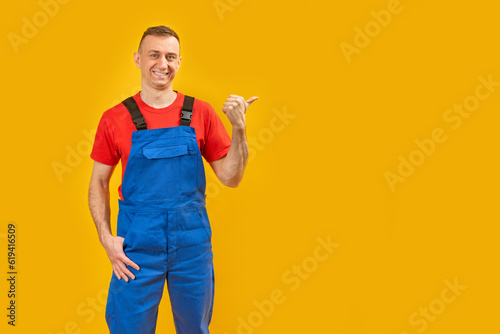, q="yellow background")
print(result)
[1,0,499,333]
